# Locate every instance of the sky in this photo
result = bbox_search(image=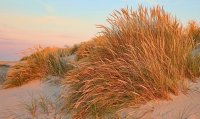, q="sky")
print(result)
[0,0,199,61]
